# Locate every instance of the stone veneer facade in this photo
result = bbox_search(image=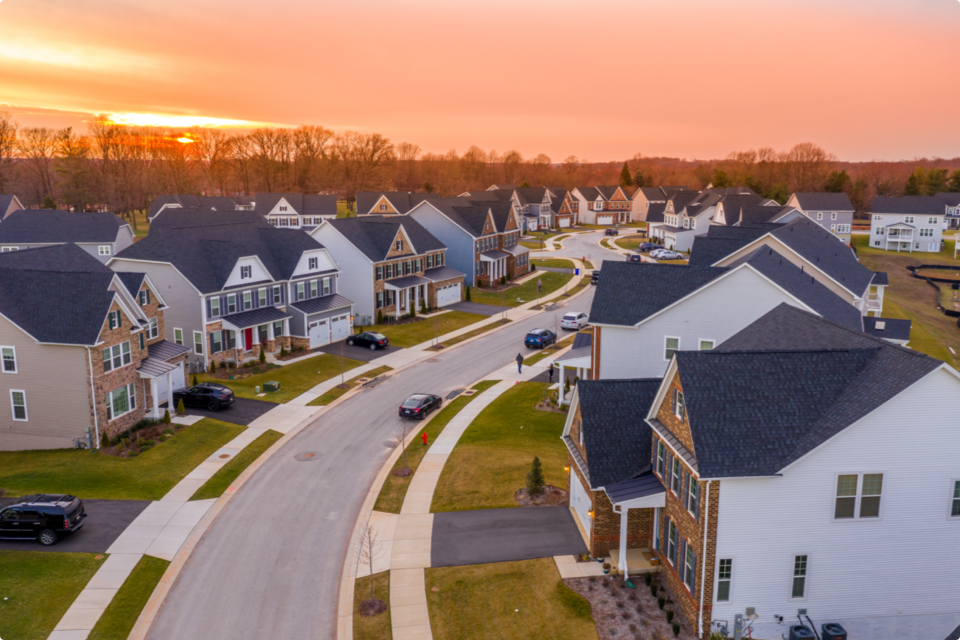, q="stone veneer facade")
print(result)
[90,300,148,440]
